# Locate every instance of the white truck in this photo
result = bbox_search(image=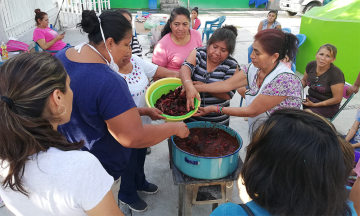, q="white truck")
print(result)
[280,0,324,16]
